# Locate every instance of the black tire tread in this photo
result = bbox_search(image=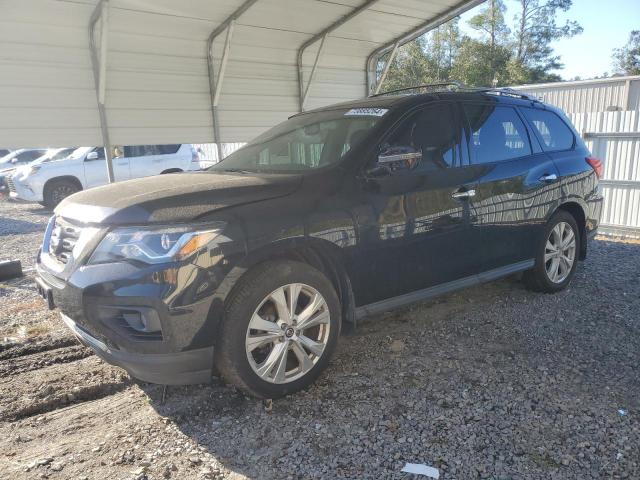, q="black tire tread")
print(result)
[523,210,580,293]
[214,260,340,399]
[43,179,80,209]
